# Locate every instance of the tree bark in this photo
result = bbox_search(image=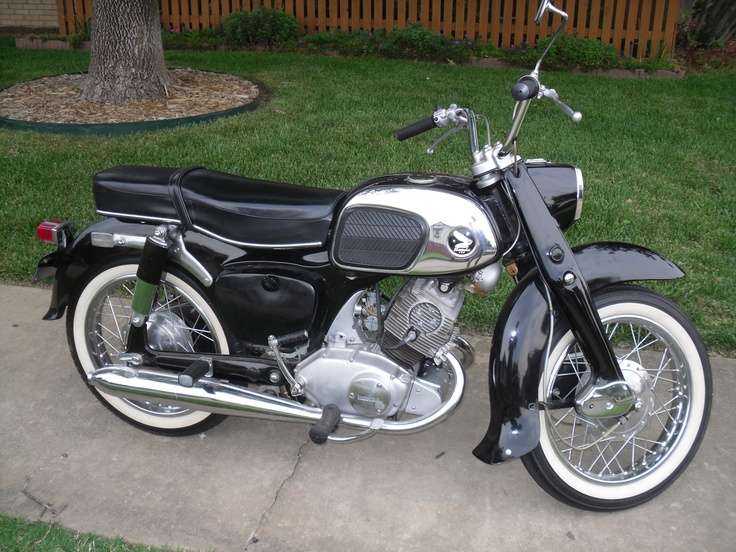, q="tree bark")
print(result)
[82,0,172,102]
